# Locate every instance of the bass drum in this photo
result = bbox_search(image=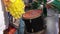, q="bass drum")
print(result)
[22,9,46,34]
